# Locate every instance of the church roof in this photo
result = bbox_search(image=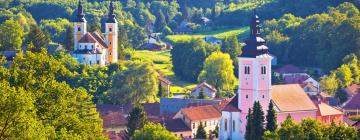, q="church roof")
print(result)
[191,82,217,92]
[222,95,241,112]
[272,84,318,112]
[78,32,108,49]
[240,11,270,58]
